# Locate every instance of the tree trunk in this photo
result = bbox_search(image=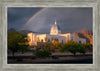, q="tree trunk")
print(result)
[22,52,24,54]
[74,53,76,56]
[83,53,85,56]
